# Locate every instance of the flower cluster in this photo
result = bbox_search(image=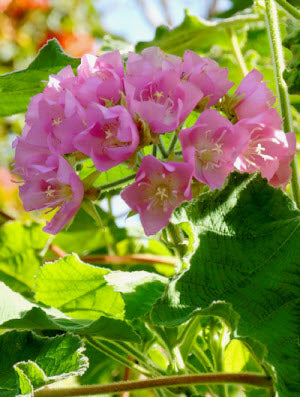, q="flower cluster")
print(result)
[13,47,296,235]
